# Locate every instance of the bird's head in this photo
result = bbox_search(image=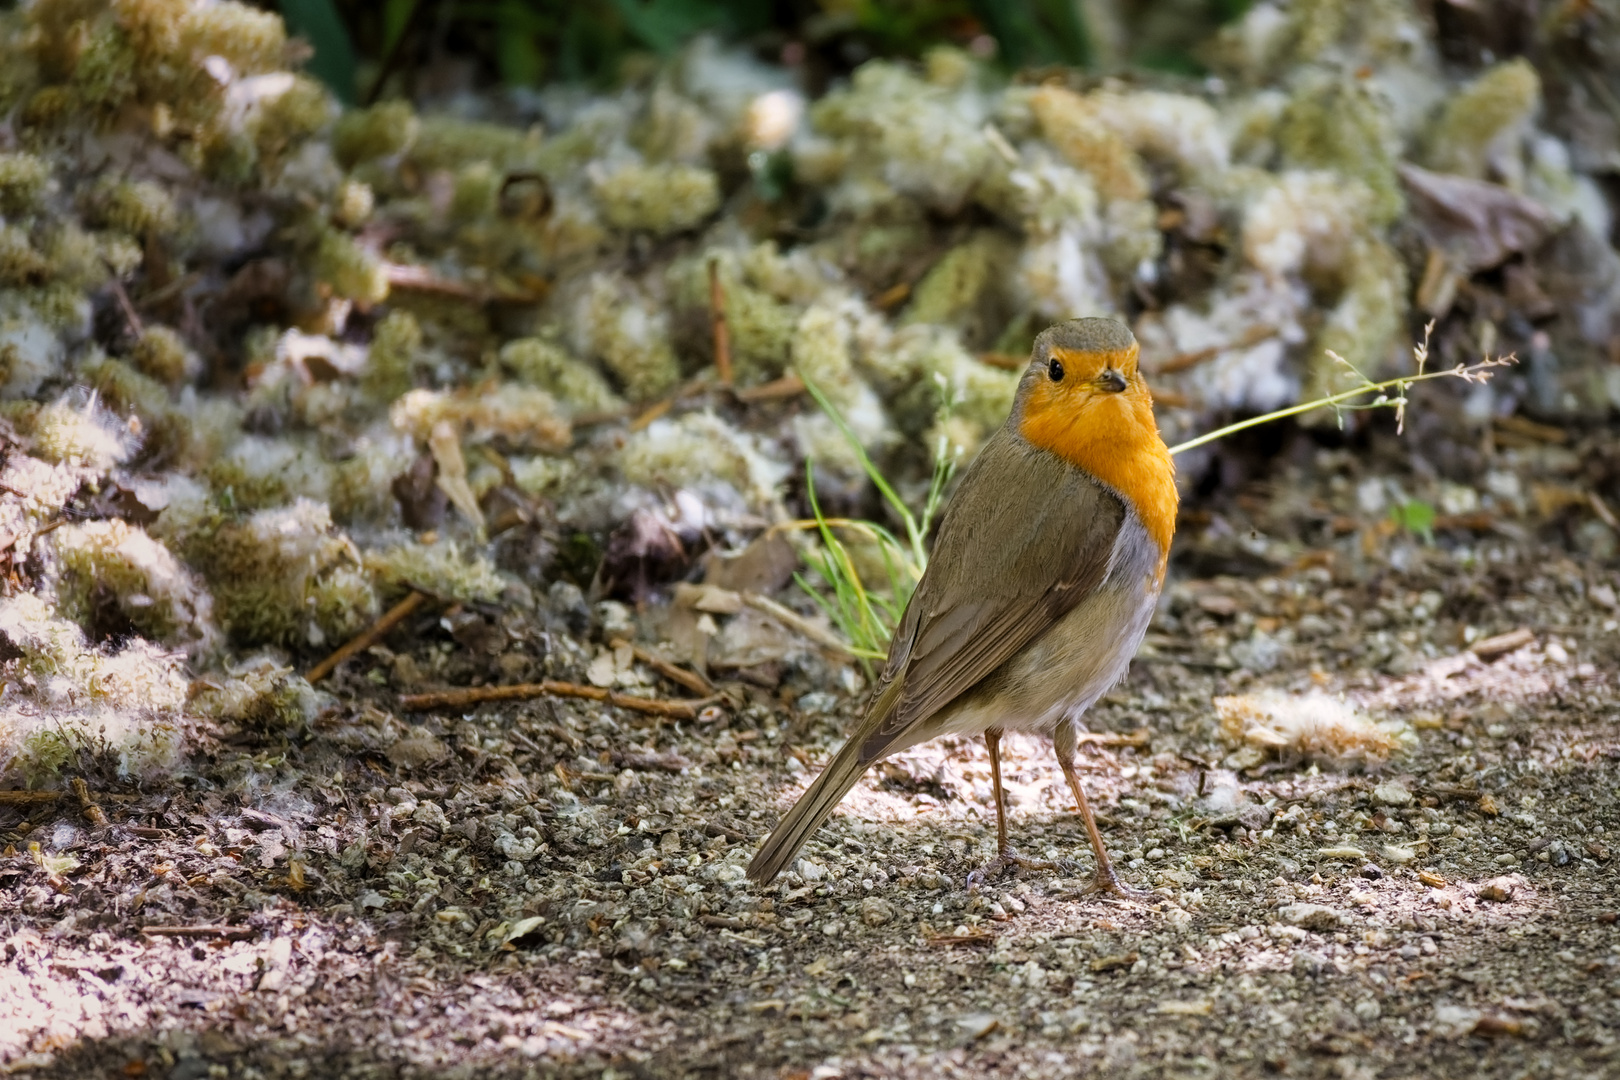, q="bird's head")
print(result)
[1014,317,1148,434]
[1013,317,1178,563]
